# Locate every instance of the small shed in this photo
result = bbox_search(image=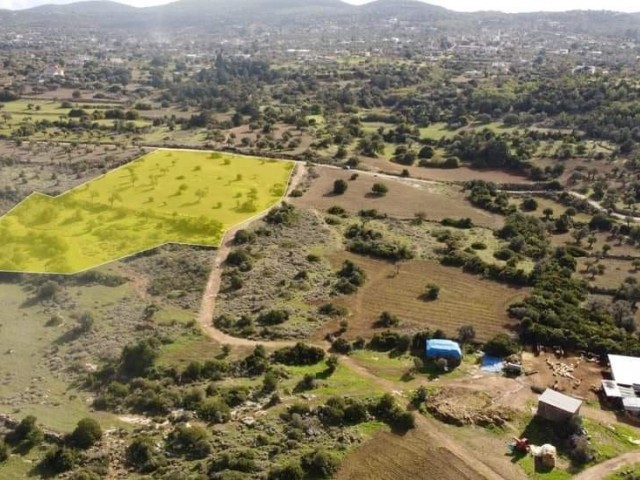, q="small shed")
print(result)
[425,339,462,360]
[537,389,582,423]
